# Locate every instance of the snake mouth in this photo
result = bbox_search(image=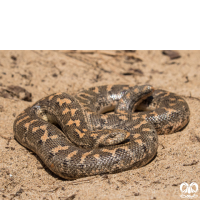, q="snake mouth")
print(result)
[136,96,155,111]
[132,89,154,112]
